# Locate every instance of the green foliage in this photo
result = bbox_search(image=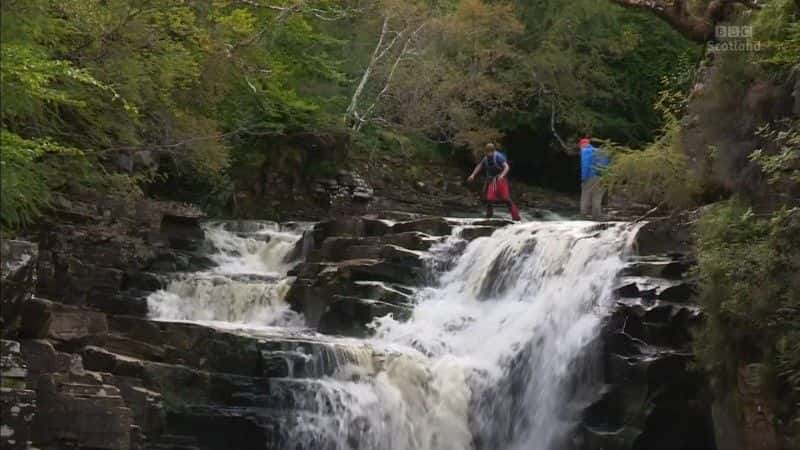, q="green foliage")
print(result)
[601,114,701,210]
[752,0,800,74]
[0,131,70,228]
[514,0,702,145]
[749,119,800,185]
[0,0,352,226]
[694,201,800,420]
